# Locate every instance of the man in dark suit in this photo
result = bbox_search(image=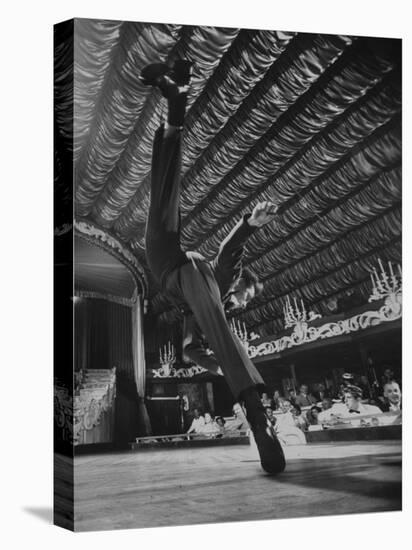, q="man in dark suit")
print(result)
[379,380,402,412]
[142,60,285,474]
